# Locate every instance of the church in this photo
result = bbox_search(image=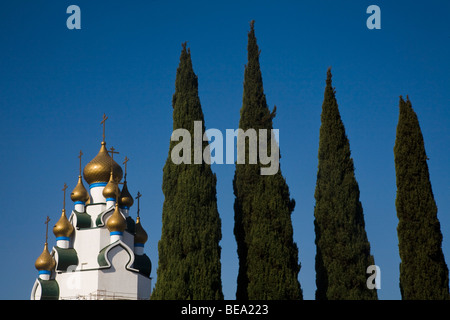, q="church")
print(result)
[31,115,152,300]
